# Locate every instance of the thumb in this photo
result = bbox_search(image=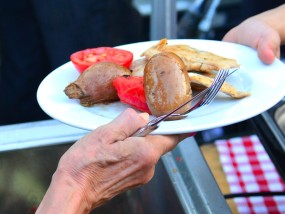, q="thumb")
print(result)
[106,108,150,141]
[257,31,281,64]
